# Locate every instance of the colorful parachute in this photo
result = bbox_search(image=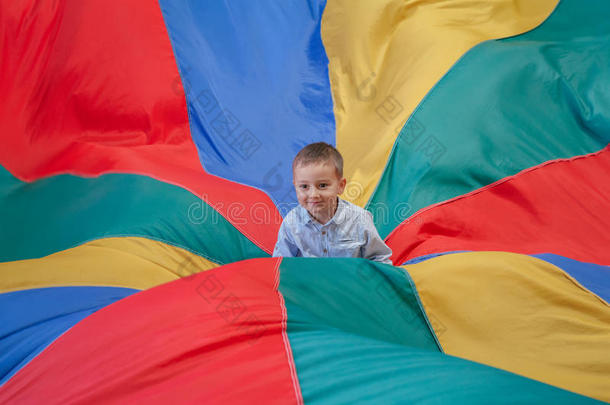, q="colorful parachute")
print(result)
[1,0,609,403]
